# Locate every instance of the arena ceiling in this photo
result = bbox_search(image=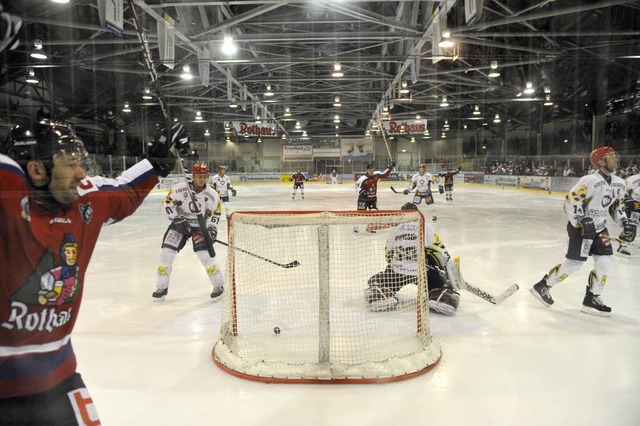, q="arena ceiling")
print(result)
[1,0,639,145]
